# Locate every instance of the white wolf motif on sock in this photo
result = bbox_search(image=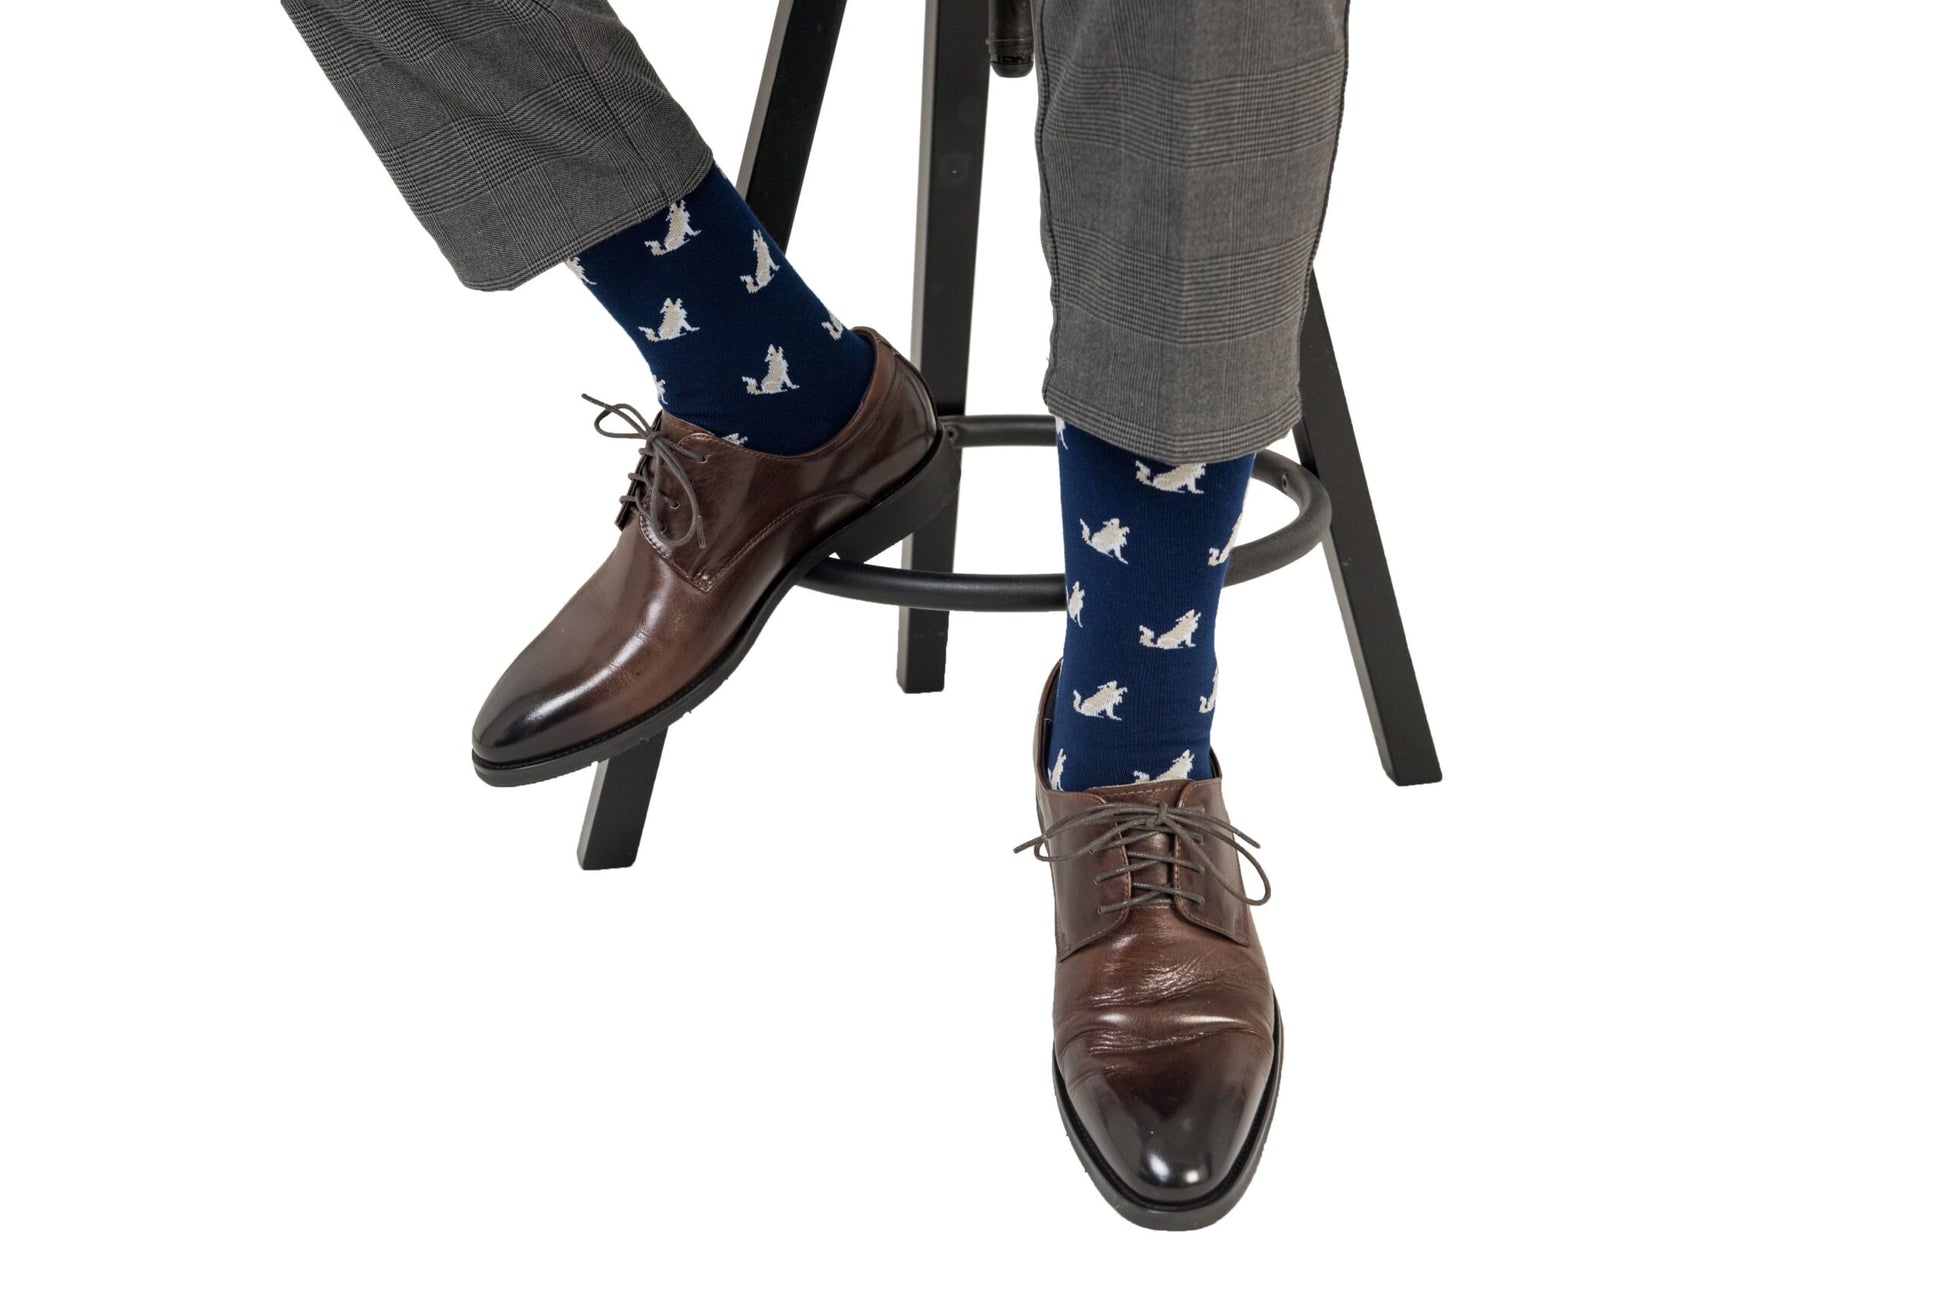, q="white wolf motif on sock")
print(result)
[1135,460,1207,494]
[640,298,700,342]
[742,344,799,395]
[1078,517,1131,563]
[1072,681,1127,719]
[646,200,700,255]
[1048,748,1066,790]
[566,255,594,286]
[1134,749,1195,782]
[1138,609,1201,650]
[1199,667,1219,713]
[740,230,779,292]
[1207,515,1242,566]
[822,313,845,340]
